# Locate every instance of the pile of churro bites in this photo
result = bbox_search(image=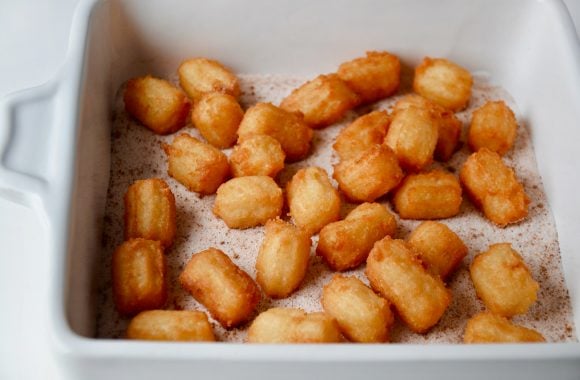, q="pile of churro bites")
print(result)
[113,52,544,344]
